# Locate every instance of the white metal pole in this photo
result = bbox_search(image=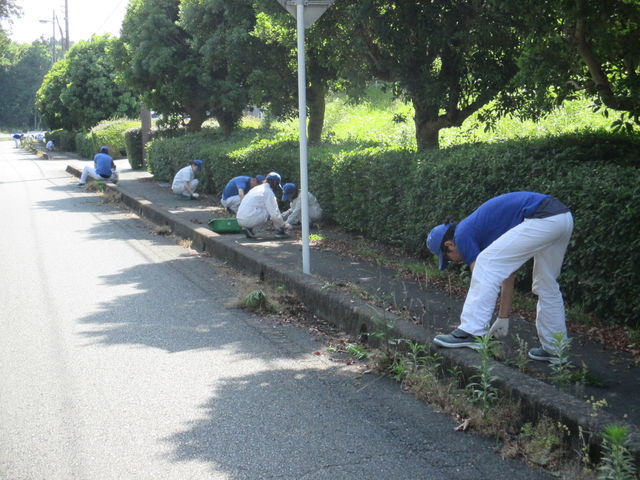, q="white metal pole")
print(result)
[296,0,311,274]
